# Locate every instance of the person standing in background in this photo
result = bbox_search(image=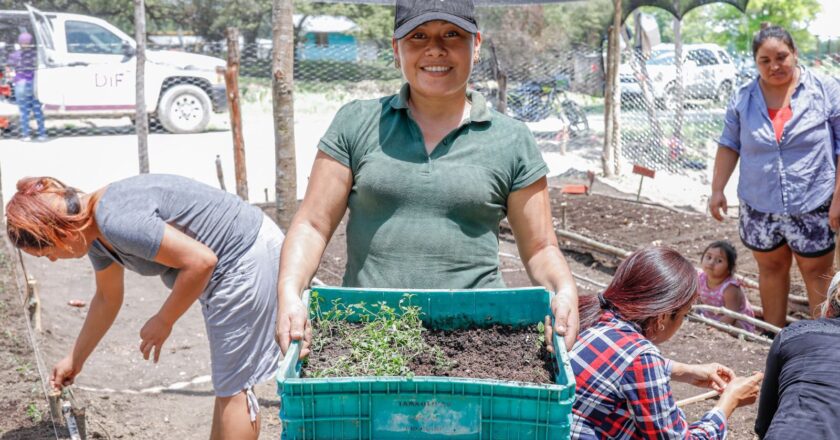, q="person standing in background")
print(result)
[8,31,46,141]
